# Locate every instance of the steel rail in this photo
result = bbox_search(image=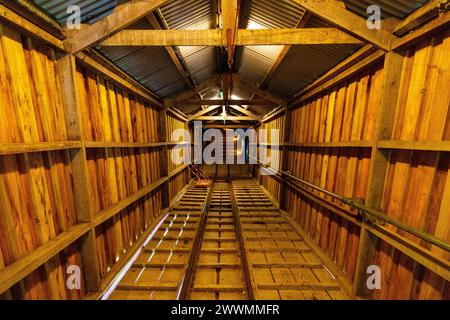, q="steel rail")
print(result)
[228,170,255,300]
[254,159,450,252]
